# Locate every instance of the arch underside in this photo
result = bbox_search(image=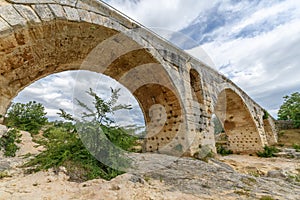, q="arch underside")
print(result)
[0,20,184,154]
[215,89,263,153]
[190,69,204,105]
[263,118,277,145]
